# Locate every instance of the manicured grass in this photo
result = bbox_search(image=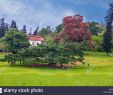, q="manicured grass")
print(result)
[0,52,113,86]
